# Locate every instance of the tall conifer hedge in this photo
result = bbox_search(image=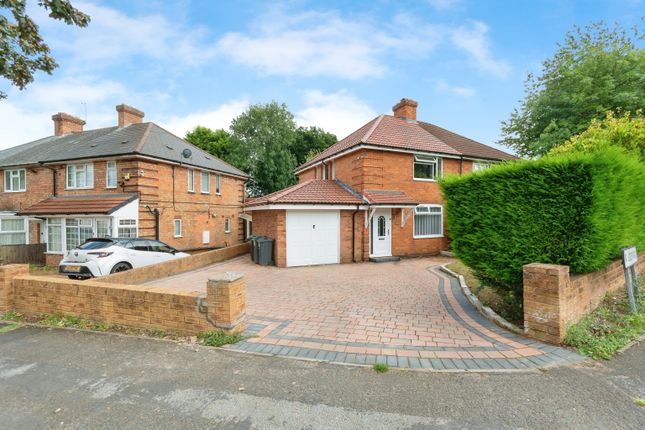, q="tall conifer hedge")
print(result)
[440,148,645,290]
